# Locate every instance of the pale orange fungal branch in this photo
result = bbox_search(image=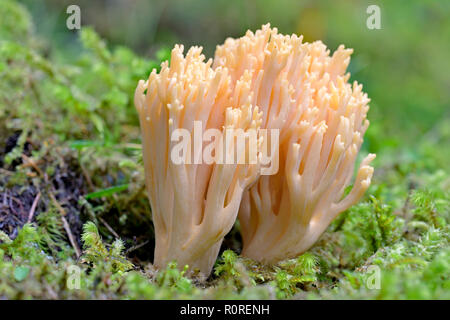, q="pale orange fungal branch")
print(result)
[135,45,262,275]
[215,25,375,263]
